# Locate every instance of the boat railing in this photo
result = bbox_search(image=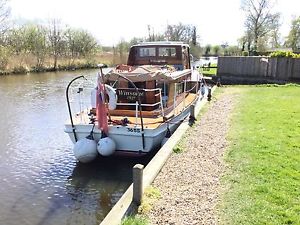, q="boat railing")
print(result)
[171,80,200,116]
[115,87,165,123]
[116,102,161,107]
[113,80,199,125]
